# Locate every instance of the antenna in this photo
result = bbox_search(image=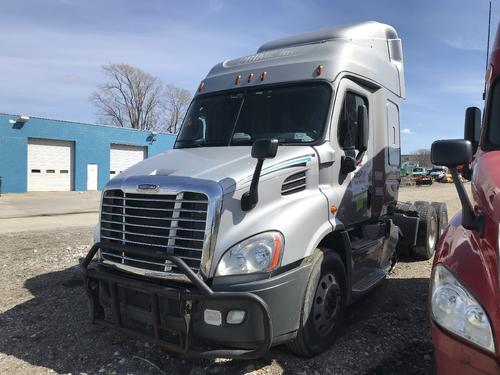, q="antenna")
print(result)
[484,1,492,99]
